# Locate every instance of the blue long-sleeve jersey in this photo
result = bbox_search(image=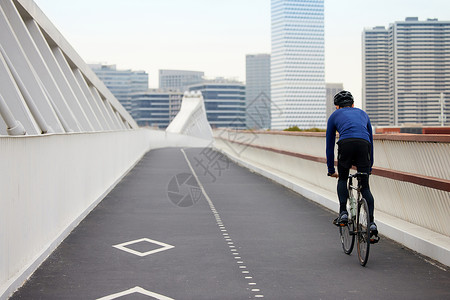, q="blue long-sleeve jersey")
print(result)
[326,107,374,174]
